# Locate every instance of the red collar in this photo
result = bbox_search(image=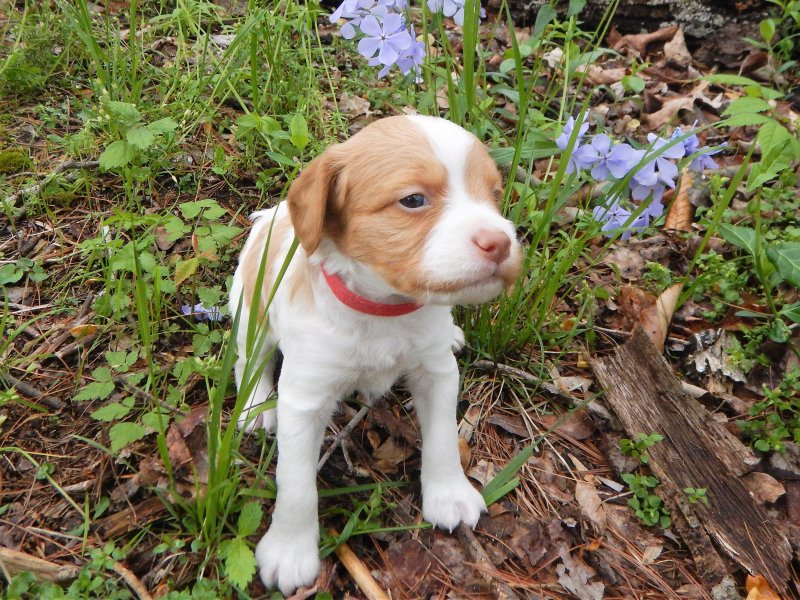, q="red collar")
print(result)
[321,264,422,317]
